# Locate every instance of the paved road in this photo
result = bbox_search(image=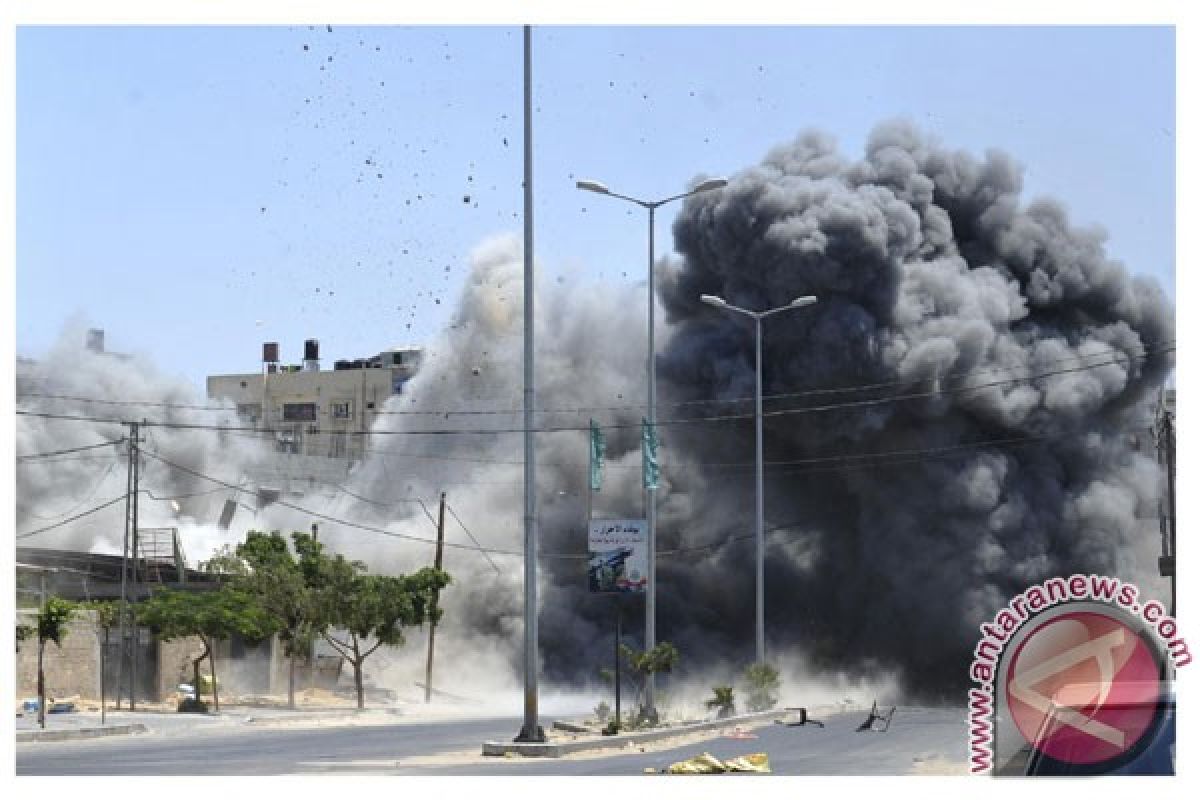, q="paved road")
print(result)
[16,707,966,776]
